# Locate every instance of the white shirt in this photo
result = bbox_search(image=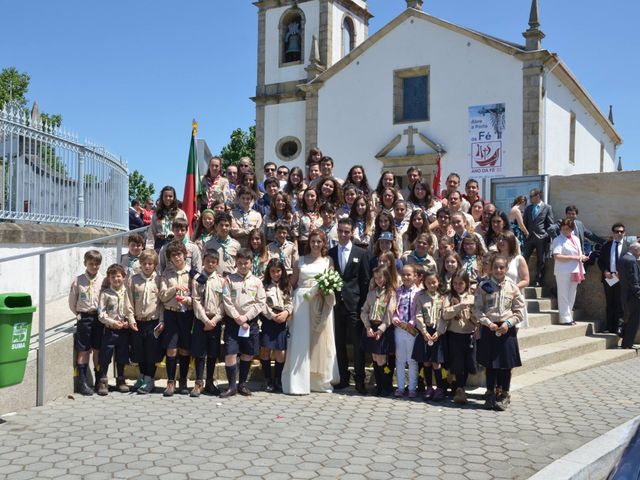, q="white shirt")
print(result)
[610,240,622,274]
[338,241,352,272]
